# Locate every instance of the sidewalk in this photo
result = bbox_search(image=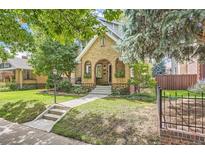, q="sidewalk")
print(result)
[0,118,86,145]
